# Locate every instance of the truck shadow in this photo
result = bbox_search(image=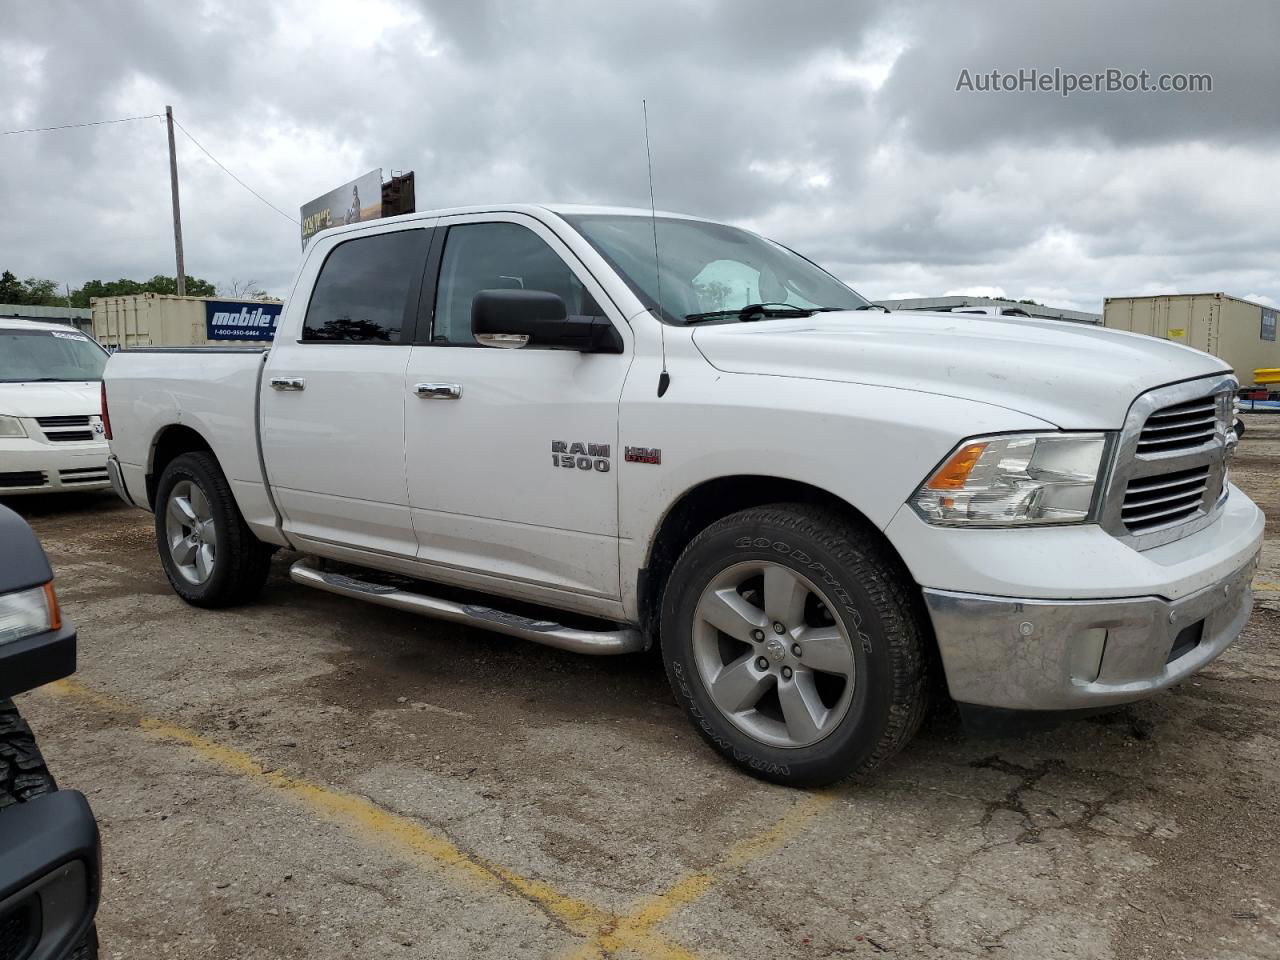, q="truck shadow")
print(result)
[0,491,125,520]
